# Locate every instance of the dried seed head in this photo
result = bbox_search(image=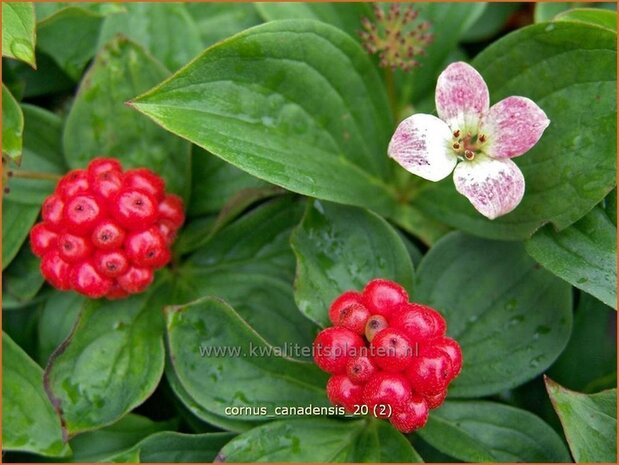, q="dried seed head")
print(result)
[358,3,433,72]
